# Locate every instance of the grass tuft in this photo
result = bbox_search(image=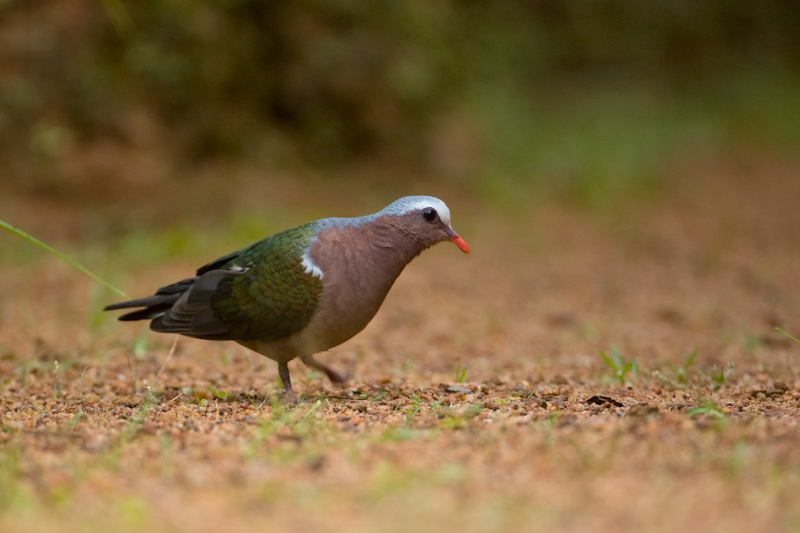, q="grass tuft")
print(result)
[598,345,638,385]
[711,363,735,389]
[688,397,726,419]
